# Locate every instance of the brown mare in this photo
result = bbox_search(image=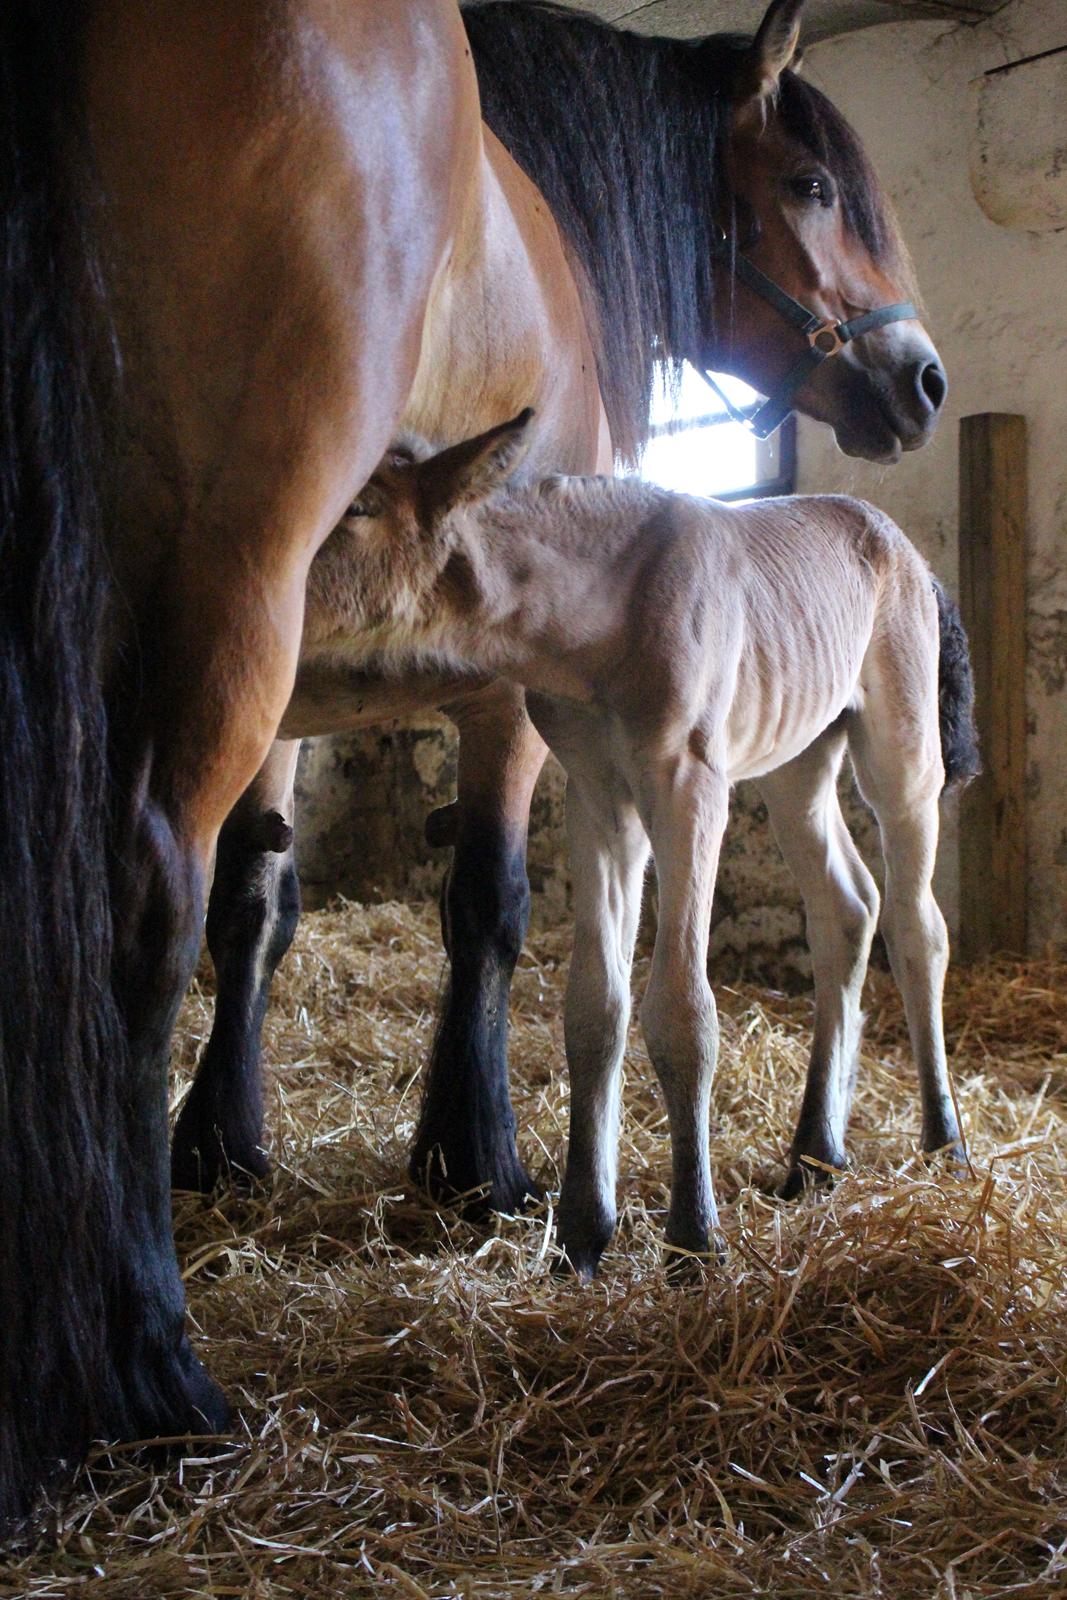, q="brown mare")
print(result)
[0,0,489,1525]
[176,0,949,1213]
